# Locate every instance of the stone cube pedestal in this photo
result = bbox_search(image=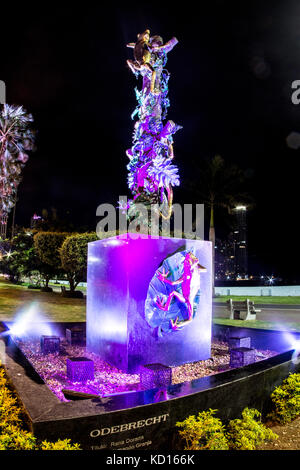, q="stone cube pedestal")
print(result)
[66,357,94,383]
[87,235,212,373]
[228,336,251,350]
[230,347,255,368]
[140,363,172,389]
[66,326,86,345]
[40,336,60,354]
